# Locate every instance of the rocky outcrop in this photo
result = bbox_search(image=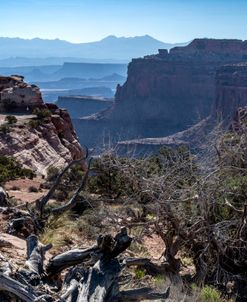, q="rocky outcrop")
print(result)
[74,39,247,149]
[0,76,85,175]
[169,38,247,60]
[0,75,43,112]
